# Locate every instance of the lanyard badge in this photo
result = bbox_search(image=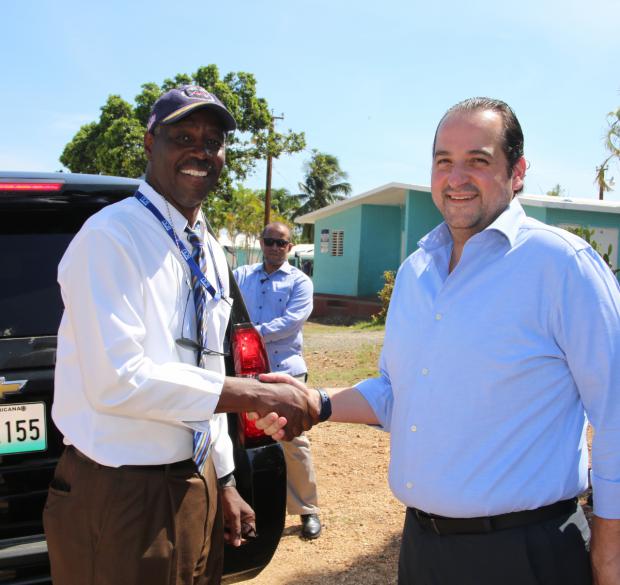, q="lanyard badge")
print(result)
[134,191,224,301]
